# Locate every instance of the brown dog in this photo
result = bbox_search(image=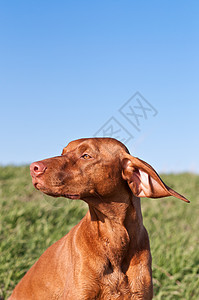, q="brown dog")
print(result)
[9,138,189,300]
